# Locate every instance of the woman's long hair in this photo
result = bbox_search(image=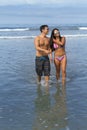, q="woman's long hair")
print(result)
[50,28,61,51]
